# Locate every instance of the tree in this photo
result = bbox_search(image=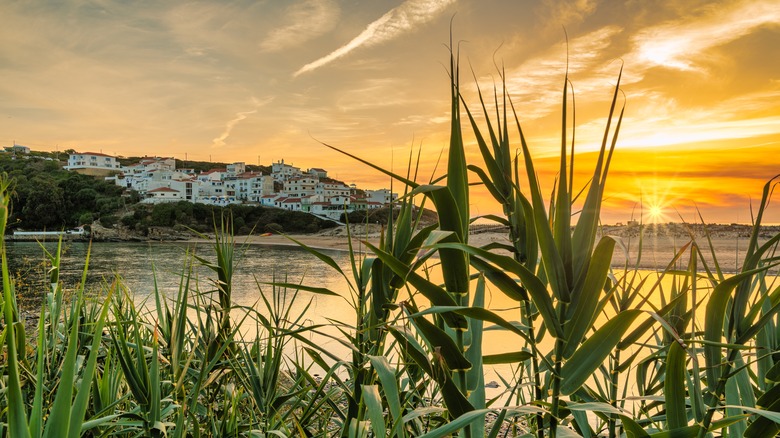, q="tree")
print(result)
[21,179,65,229]
[74,188,98,211]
